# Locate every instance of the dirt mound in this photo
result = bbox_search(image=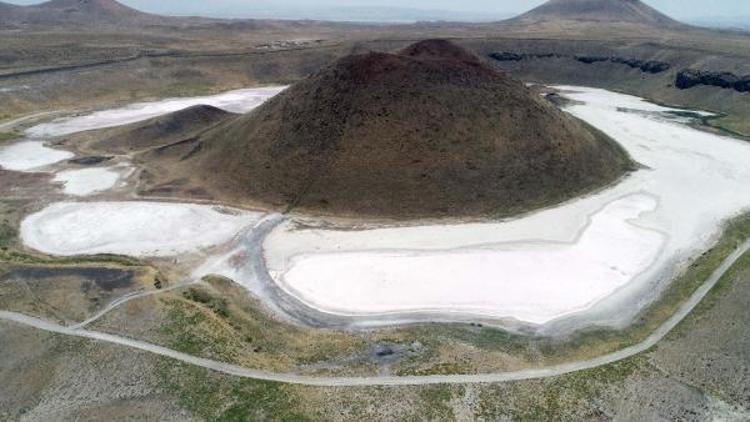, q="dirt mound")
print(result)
[142,40,632,219]
[511,0,683,27]
[81,105,236,155]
